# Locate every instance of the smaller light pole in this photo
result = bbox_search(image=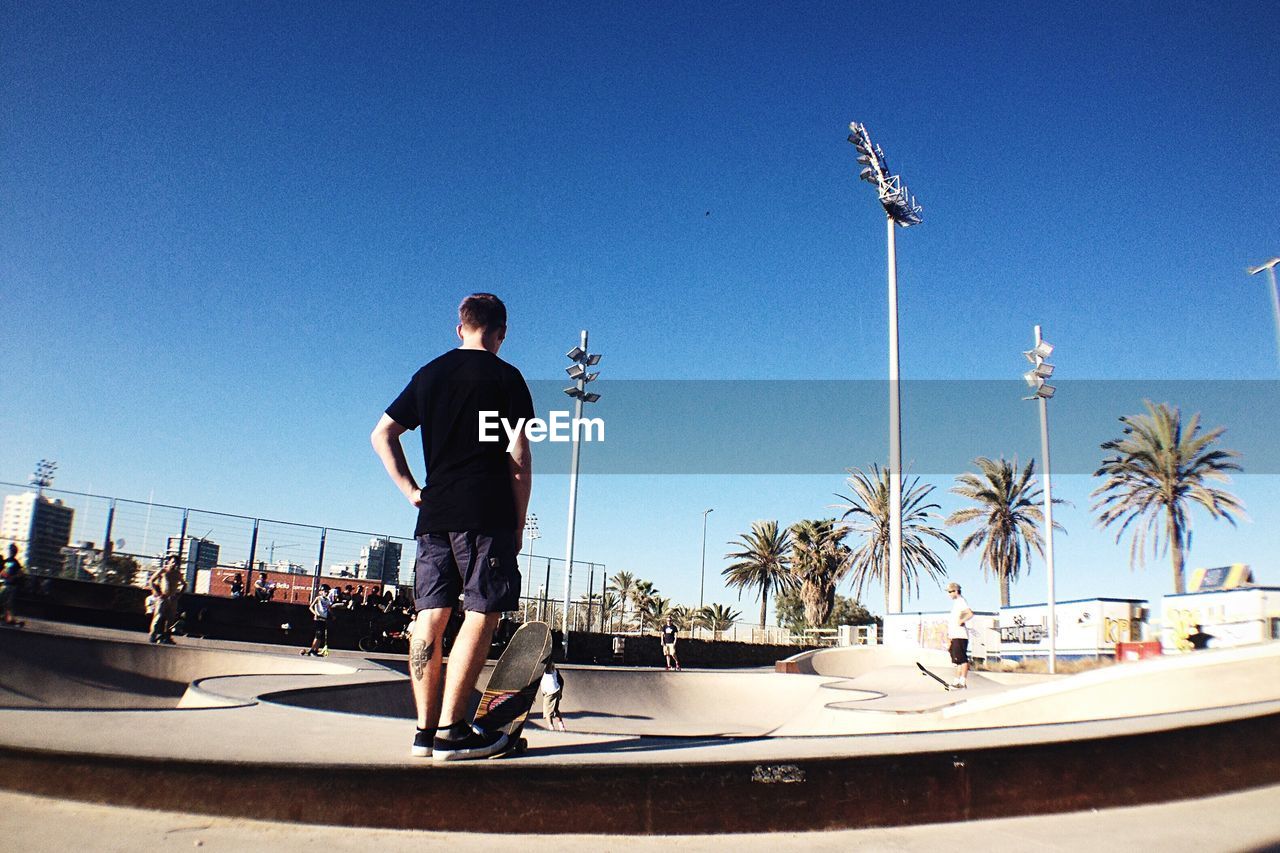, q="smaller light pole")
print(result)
[698,508,713,611]
[1022,327,1058,674]
[1246,257,1280,369]
[561,332,602,657]
[523,513,541,618]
